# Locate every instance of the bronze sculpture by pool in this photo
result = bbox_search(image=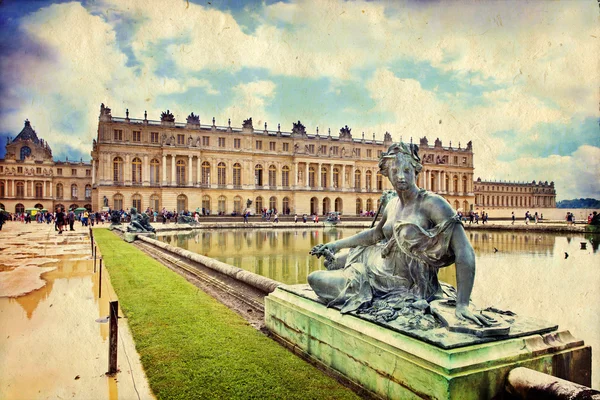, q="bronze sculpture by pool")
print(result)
[309,142,495,332]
